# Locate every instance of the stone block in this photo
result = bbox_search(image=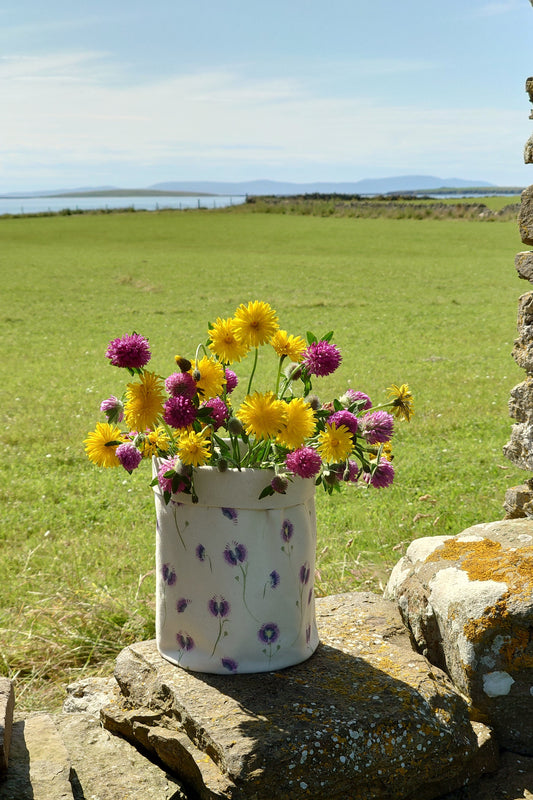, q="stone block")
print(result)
[385,519,533,755]
[515,251,533,282]
[511,292,533,372]
[519,187,533,245]
[102,592,497,800]
[0,678,14,774]
[503,484,533,518]
[525,135,533,164]
[508,378,533,423]
[503,422,533,470]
